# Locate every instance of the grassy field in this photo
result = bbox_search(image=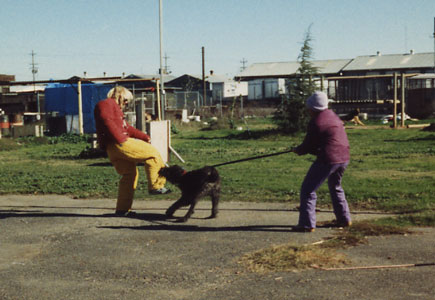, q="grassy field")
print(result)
[0,117,434,216]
